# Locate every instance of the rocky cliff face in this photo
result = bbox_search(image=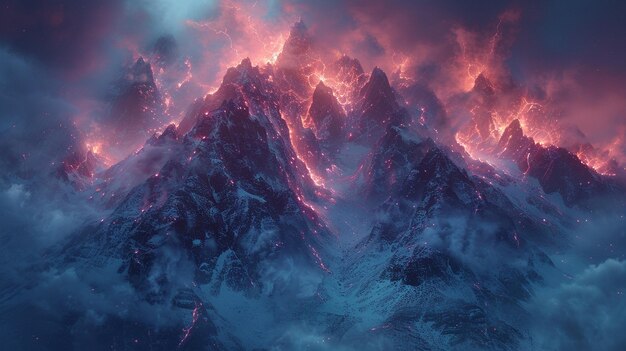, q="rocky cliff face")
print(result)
[497,119,611,205]
[107,57,166,157]
[27,21,626,351]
